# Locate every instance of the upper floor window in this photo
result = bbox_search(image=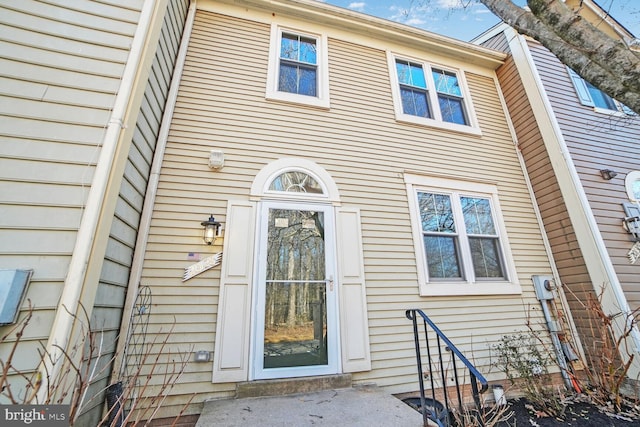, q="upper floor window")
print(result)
[266,25,330,109]
[279,33,317,96]
[405,174,520,296]
[389,53,480,135]
[567,68,634,115]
